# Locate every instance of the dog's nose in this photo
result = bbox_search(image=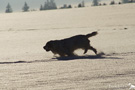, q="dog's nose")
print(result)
[43,46,46,49]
